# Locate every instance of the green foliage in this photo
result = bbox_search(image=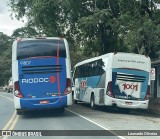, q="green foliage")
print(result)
[12,26,38,38]
[0,32,12,85]
[115,0,160,59]
[0,25,40,85]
